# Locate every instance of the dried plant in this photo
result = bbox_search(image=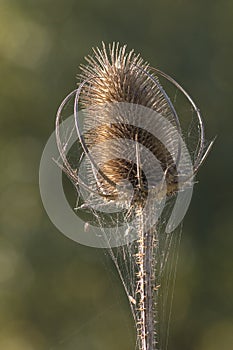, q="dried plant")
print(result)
[55,42,213,350]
